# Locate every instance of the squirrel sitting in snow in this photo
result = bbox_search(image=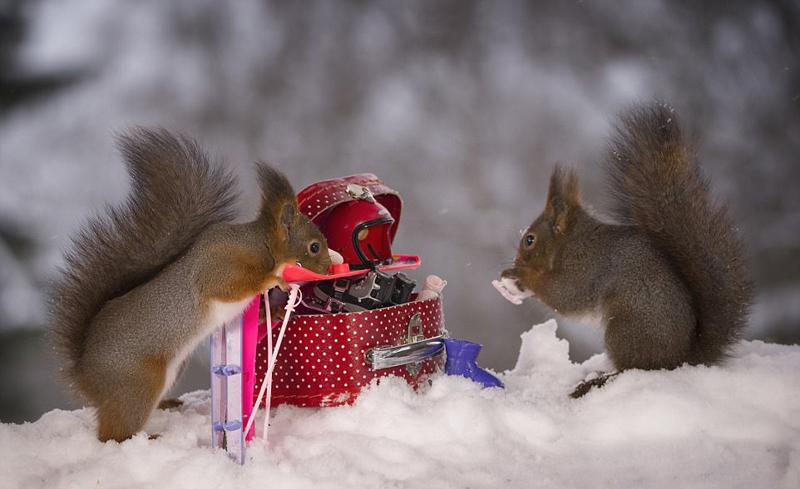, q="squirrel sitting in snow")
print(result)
[49,129,332,442]
[495,103,753,397]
